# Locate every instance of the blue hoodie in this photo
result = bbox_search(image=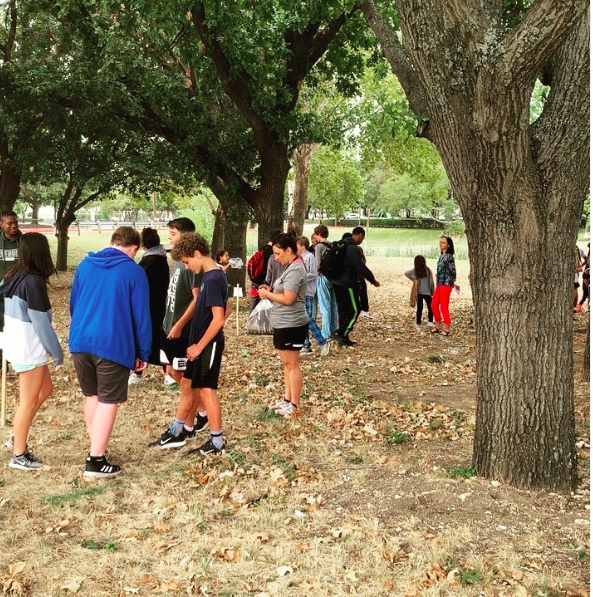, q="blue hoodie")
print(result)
[69,247,152,369]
